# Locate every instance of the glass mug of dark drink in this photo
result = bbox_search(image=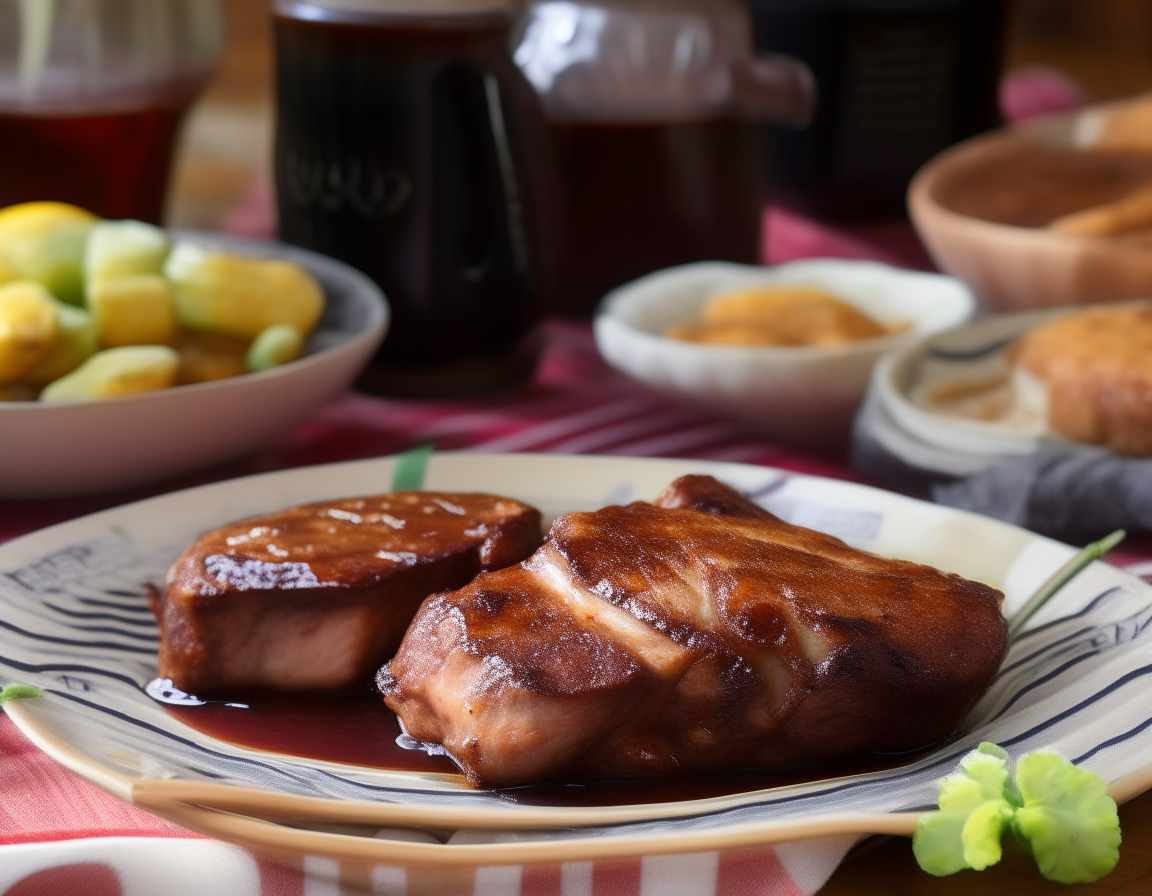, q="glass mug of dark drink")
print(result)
[748,0,1008,220]
[514,0,816,317]
[0,0,223,223]
[274,0,557,398]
